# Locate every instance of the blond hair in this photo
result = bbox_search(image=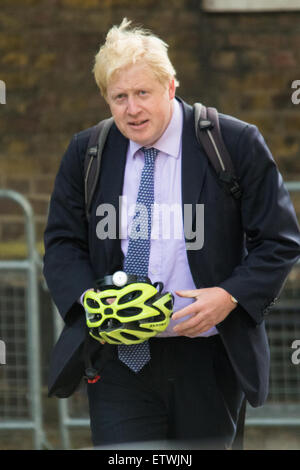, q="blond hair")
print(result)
[93,18,179,98]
